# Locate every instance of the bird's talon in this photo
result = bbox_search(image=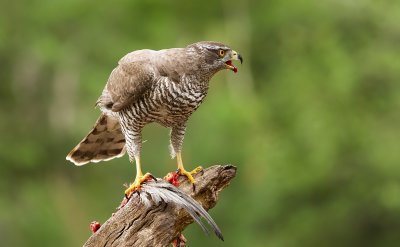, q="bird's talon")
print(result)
[124,172,153,196]
[192,183,196,192]
[191,166,203,175]
[179,171,195,184]
[178,166,202,184]
[148,174,157,181]
[124,184,139,197]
